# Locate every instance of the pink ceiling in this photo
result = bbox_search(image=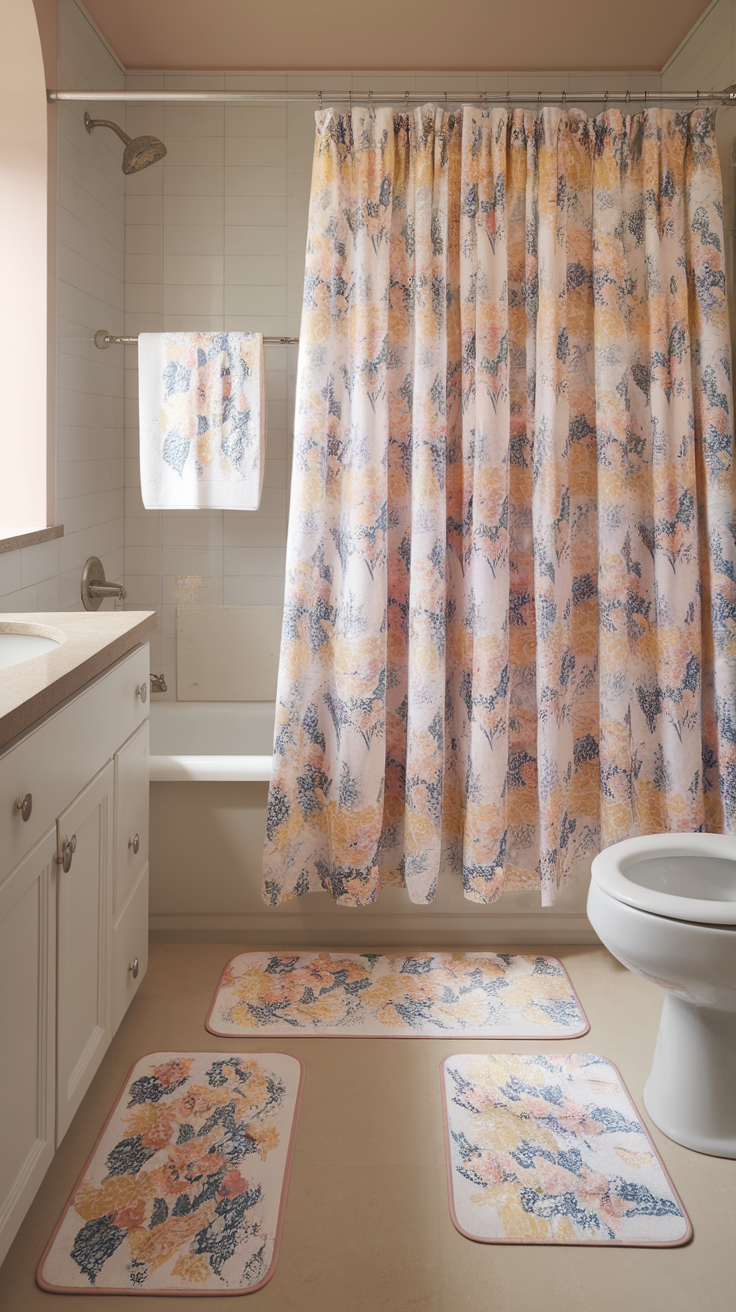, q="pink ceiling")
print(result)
[80,0,712,73]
